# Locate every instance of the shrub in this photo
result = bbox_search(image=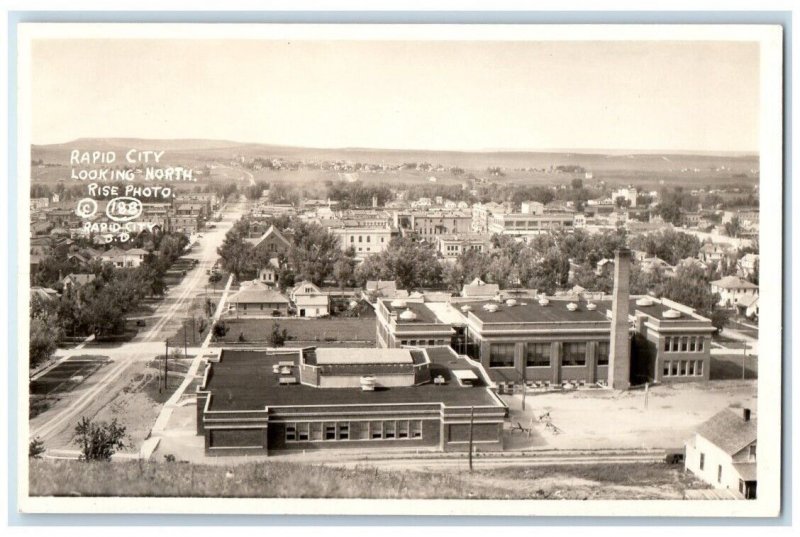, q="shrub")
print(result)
[269,323,289,347]
[73,417,127,461]
[213,320,229,338]
[29,437,46,459]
